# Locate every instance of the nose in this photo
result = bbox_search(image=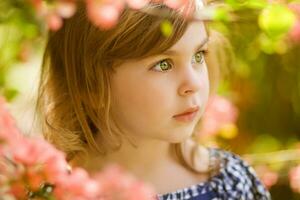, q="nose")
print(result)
[178,64,205,96]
